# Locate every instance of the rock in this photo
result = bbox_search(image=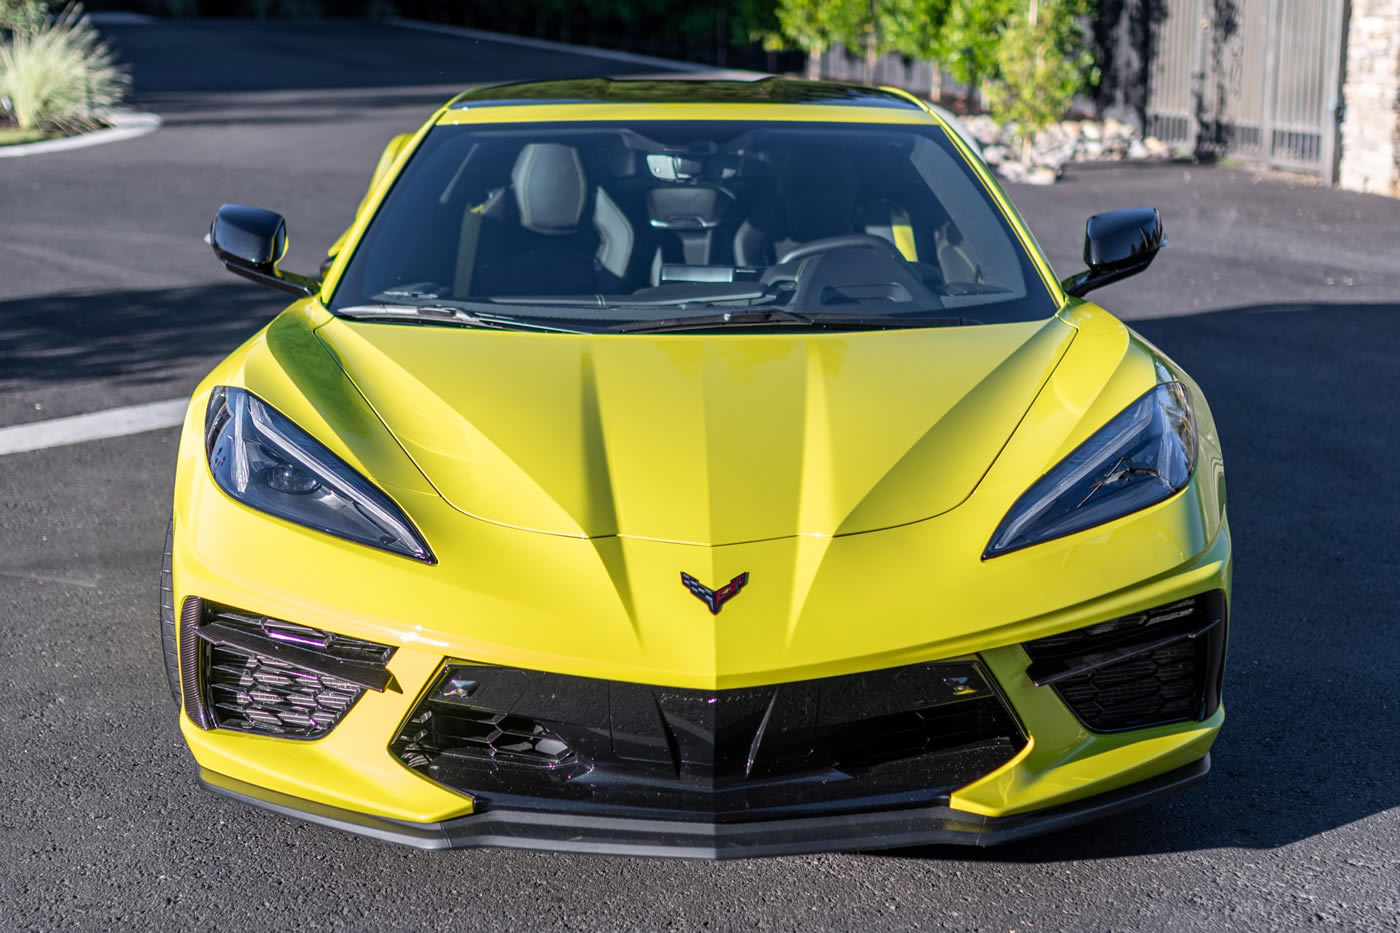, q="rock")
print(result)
[997,161,1027,184]
[1047,144,1076,167]
[967,113,1159,181]
[963,114,1001,146]
[1030,128,1074,168]
[1103,117,1134,138]
[982,144,1010,166]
